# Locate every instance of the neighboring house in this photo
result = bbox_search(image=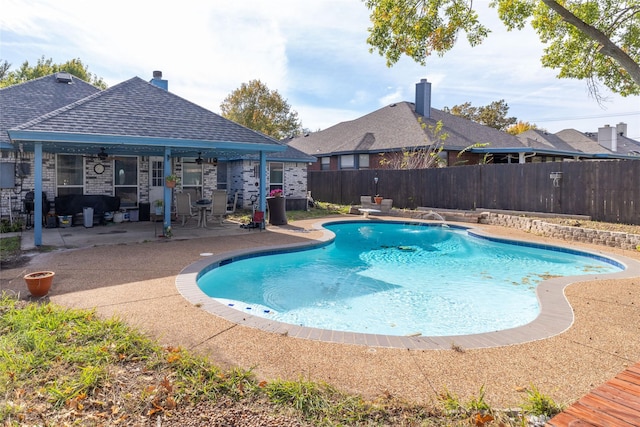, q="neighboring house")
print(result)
[288,79,638,170]
[0,71,314,244]
[517,124,640,159]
